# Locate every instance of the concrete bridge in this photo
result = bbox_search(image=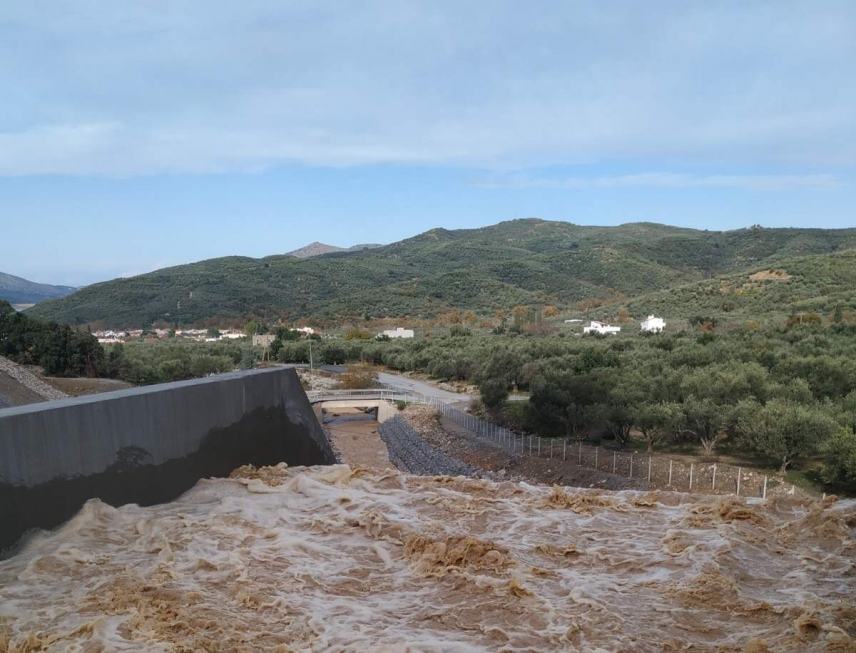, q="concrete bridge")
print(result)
[307,388,437,424]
